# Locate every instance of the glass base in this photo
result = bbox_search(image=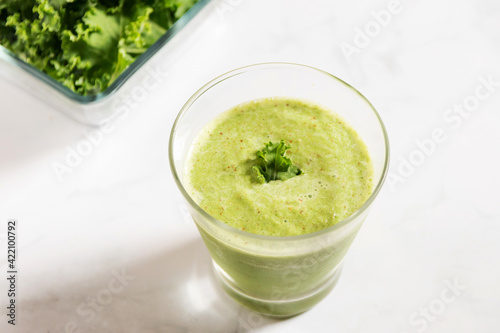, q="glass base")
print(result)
[212,261,343,318]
